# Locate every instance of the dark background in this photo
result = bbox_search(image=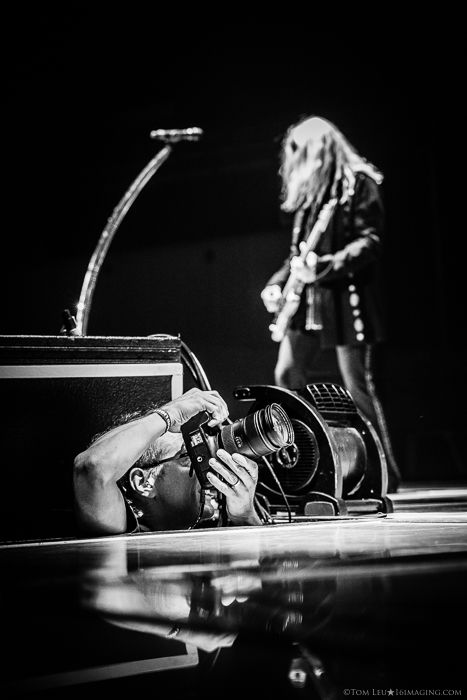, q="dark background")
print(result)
[2,13,465,482]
